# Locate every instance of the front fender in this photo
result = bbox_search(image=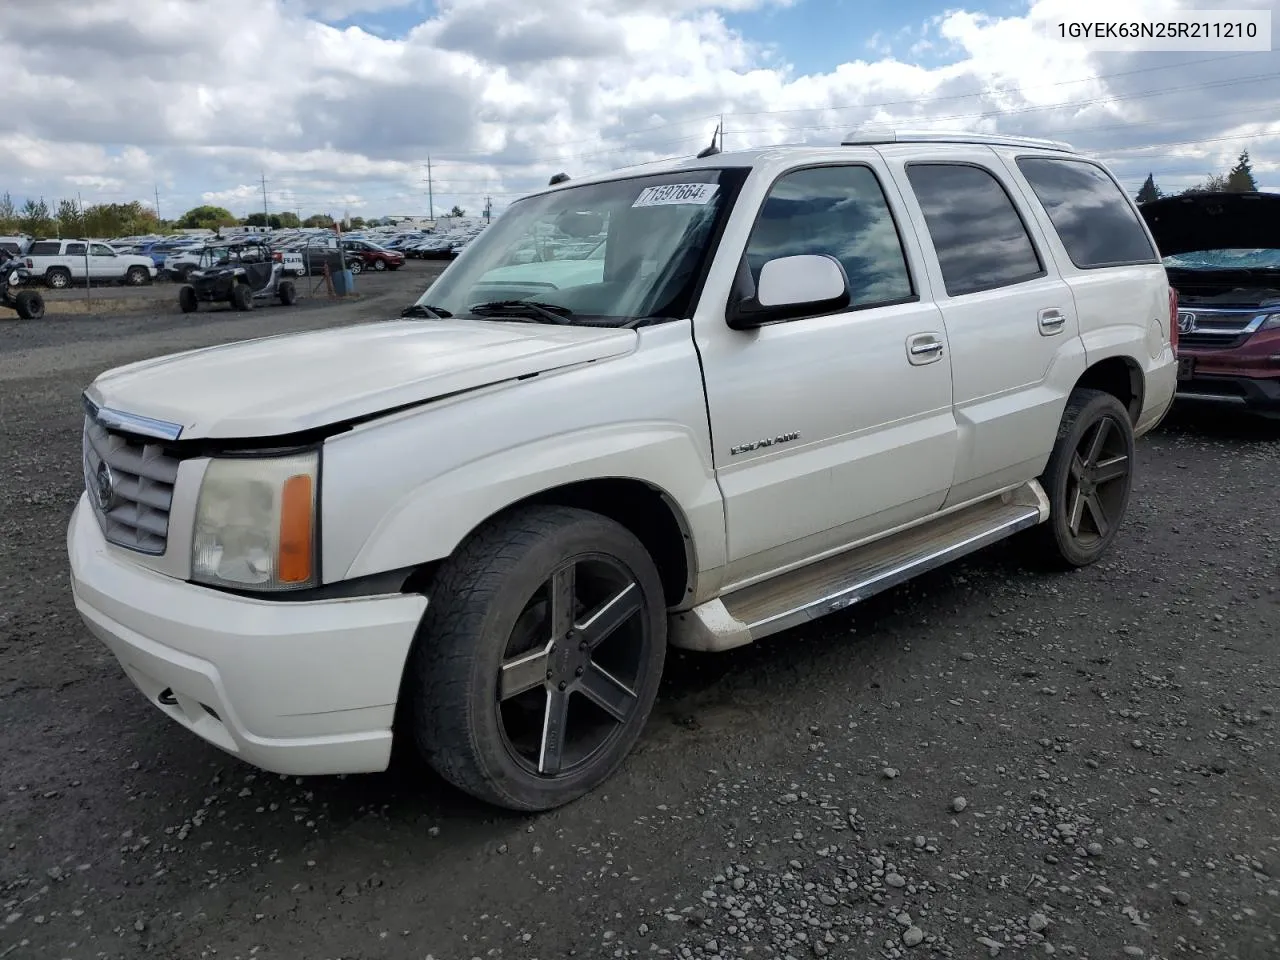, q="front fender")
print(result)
[327,421,726,586]
[317,329,725,591]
